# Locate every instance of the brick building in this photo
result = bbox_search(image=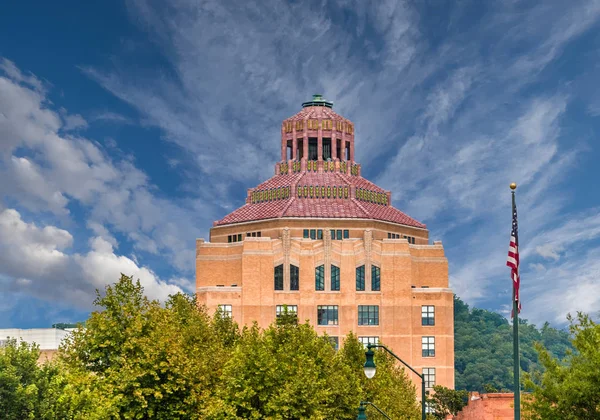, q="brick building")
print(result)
[196,95,454,389]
